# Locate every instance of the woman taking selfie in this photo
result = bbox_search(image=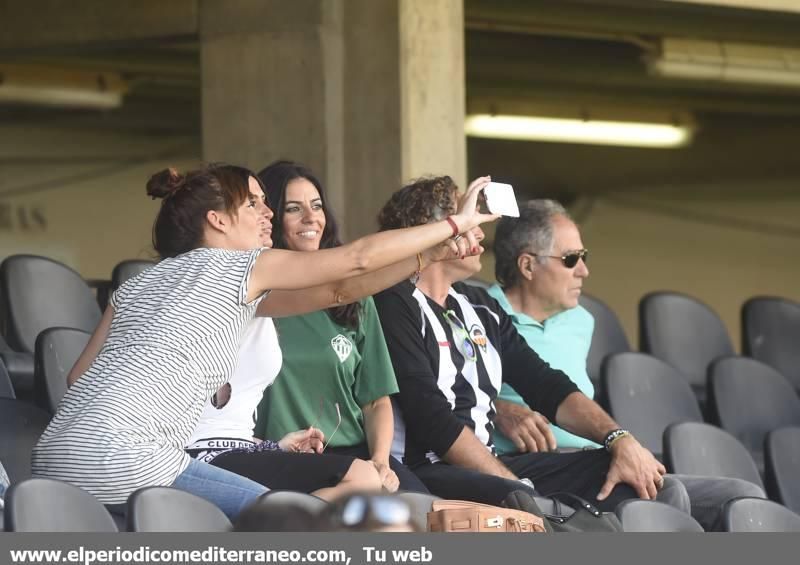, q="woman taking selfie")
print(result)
[32,163,495,519]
